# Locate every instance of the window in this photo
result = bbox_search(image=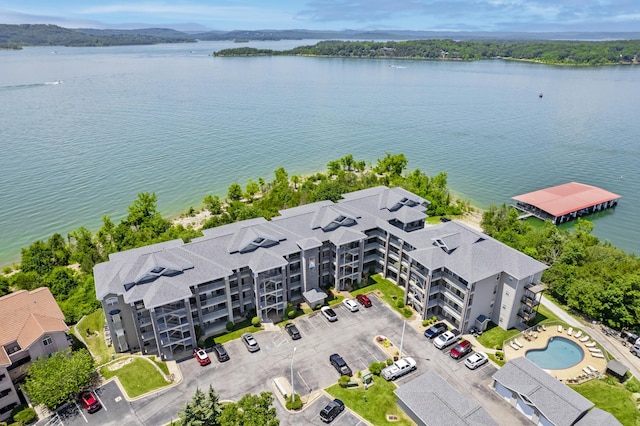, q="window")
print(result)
[6,343,20,355]
[0,373,5,381]
[493,286,498,294]
[502,304,506,310]
[106,297,118,306]
[43,335,52,346]
[505,290,510,296]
